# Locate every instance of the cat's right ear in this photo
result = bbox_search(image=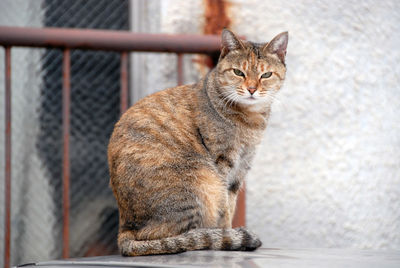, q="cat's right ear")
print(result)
[219,29,245,60]
[263,32,289,65]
